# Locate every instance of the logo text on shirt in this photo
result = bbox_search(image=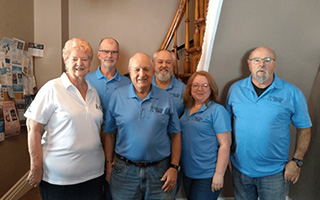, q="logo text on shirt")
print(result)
[267,96,283,103]
[95,104,102,111]
[191,116,203,122]
[150,106,164,114]
[170,93,180,98]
